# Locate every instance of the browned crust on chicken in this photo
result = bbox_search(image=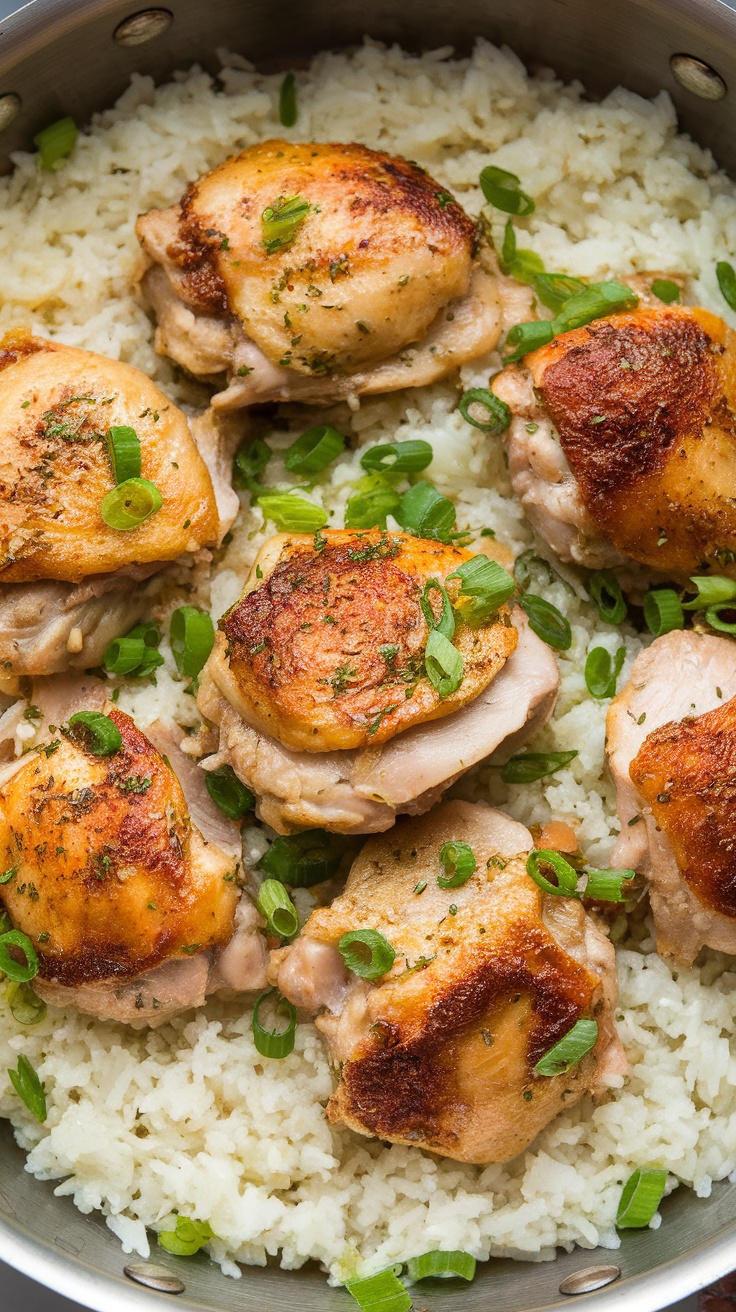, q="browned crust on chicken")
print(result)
[0,327,45,372]
[630,695,736,919]
[216,530,517,752]
[0,708,238,986]
[528,306,736,580]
